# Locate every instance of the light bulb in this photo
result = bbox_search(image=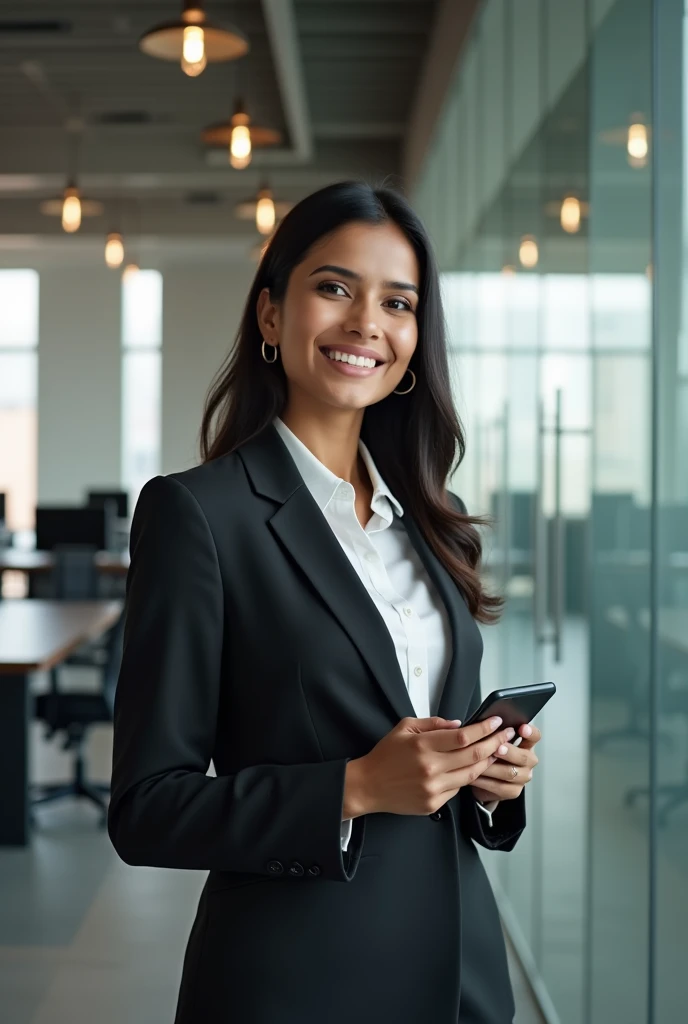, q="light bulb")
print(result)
[122,263,140,281]
[501,264,516,275]
[627,123,648,159]
[256,194,275,235]
[519,235,539,268]
[105,232,124,268]
[62,188,82,232]
[230,124,252,169]
[182,25,205,76]
[560,196,581,233]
